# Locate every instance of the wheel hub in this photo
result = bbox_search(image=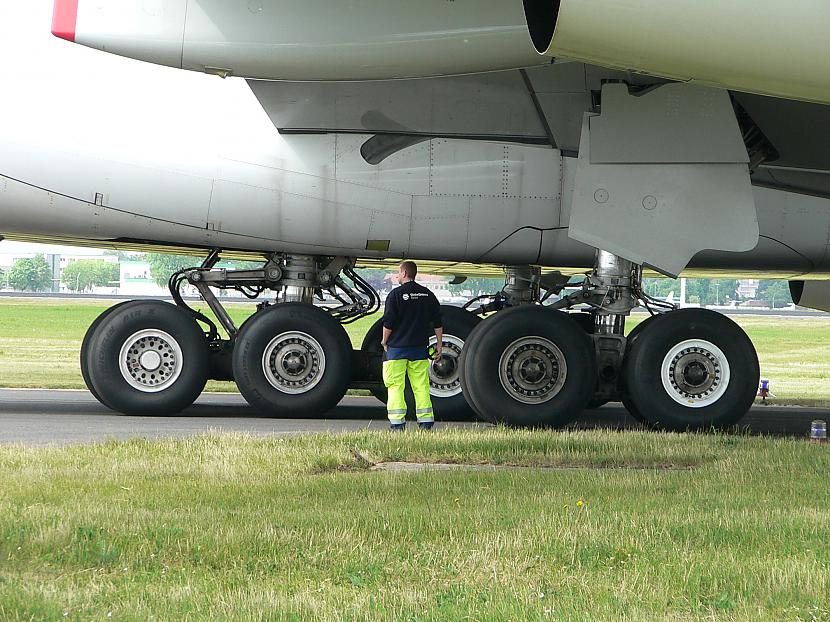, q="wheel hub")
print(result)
[499,337,567,404]
[282,350,308,375]
[119,329,183,393]
[139,350,162,372]
[428,334,465,397]
[661,339,731,408]
[432,354,457,378]
[263,332,326,394]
